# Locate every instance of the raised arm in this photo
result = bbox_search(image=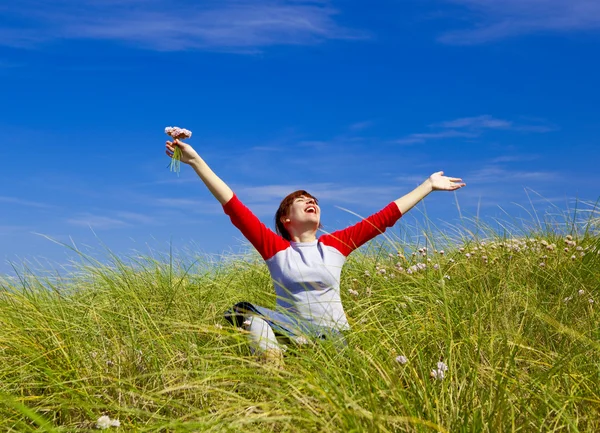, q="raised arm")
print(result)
[165,139,288,260]
[394,171,466,215]
[165,139,233,205]
[321,171,465,256]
